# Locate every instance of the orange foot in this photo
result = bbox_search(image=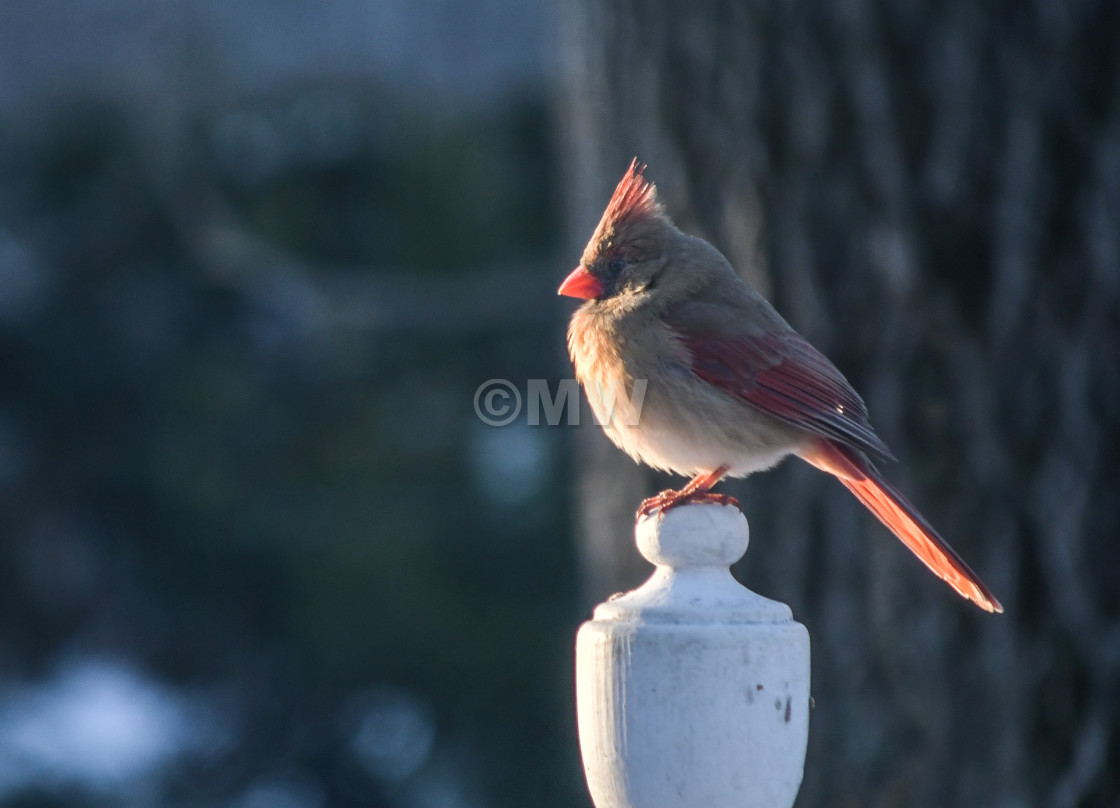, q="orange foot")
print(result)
[635,489,740,521]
